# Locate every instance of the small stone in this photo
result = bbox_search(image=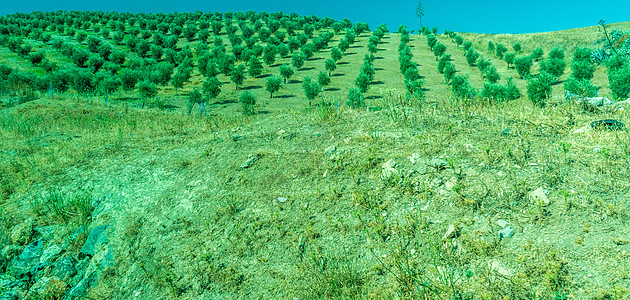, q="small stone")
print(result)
[33,225,57,241]
[501,128,511,136]
[382,159,397,170]
[40,245,63,264]
[497,171,505,177]
[84,245,115,280]
[324,145,337,157]
[231,134,244,142]
[277,197,288,203]
[593,147,601,153]
[442,224,457,240]
[239,155,257,169]
[499,226,514,239]
[497,219,509,228]
[8,240,43,278]
[529,187,550,207]
[428,158,448,170]
[408,153,421,165]
[10,218,34,246]
[80,225,109,258]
